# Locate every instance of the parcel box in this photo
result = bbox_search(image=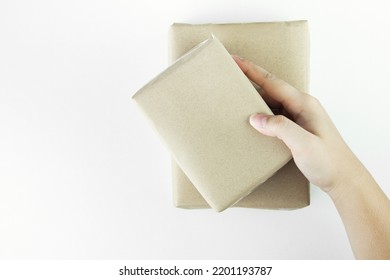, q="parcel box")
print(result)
[169,21,310,209]
[133,36,292,211]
